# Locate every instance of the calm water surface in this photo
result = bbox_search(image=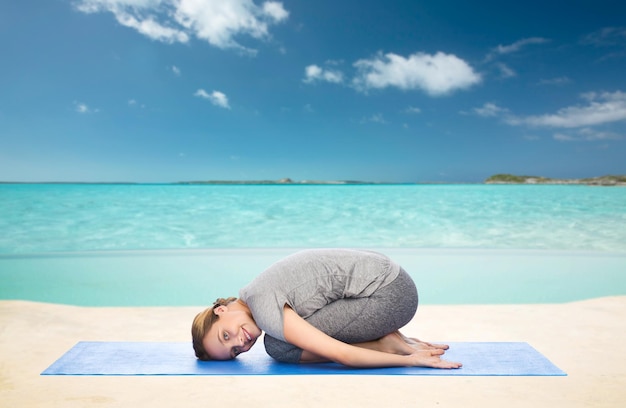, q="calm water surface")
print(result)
[1,184,625,253]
